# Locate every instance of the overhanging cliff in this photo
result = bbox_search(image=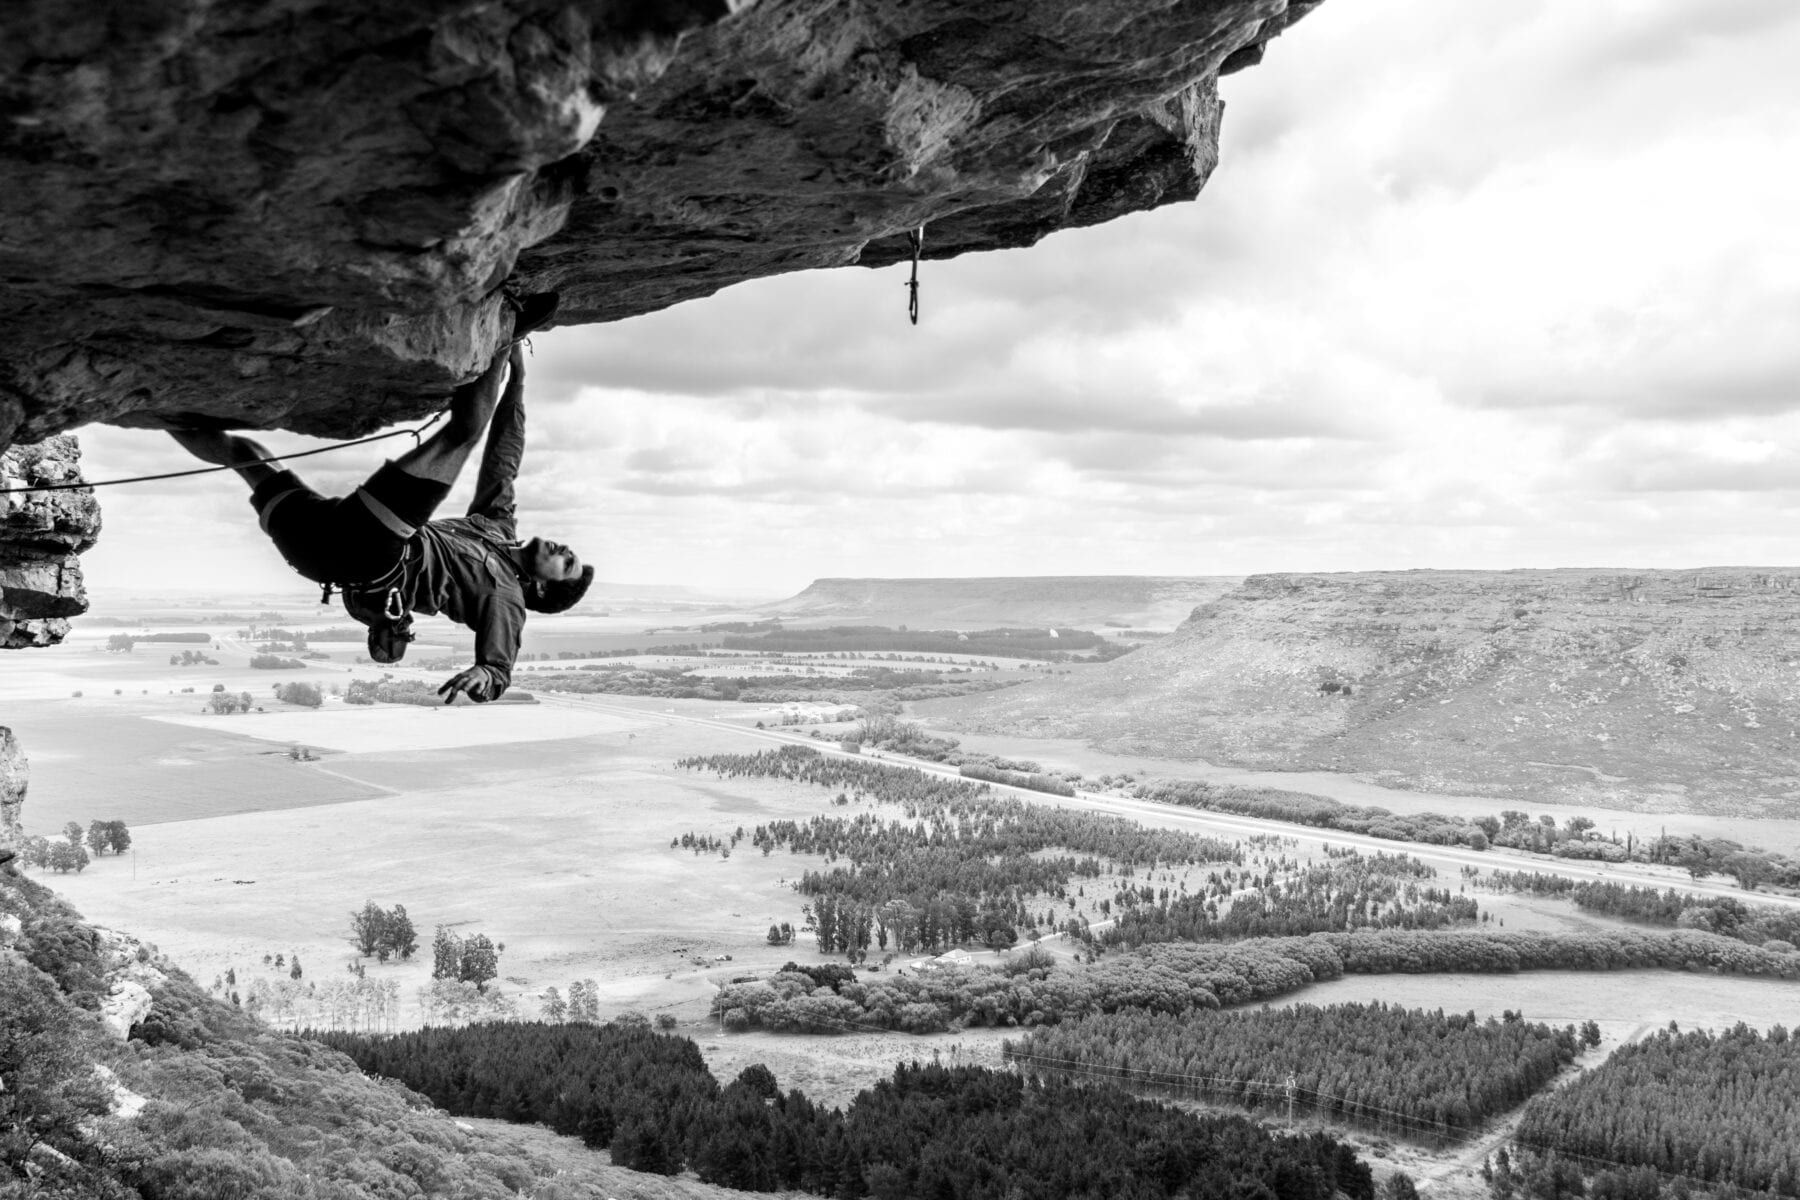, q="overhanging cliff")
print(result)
[0,0,1318,636]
